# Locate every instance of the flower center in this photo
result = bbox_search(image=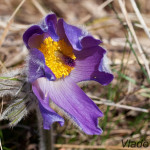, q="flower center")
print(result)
[38,37,76,79]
